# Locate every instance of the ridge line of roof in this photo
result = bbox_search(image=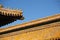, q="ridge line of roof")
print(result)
[0,14,60,33]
